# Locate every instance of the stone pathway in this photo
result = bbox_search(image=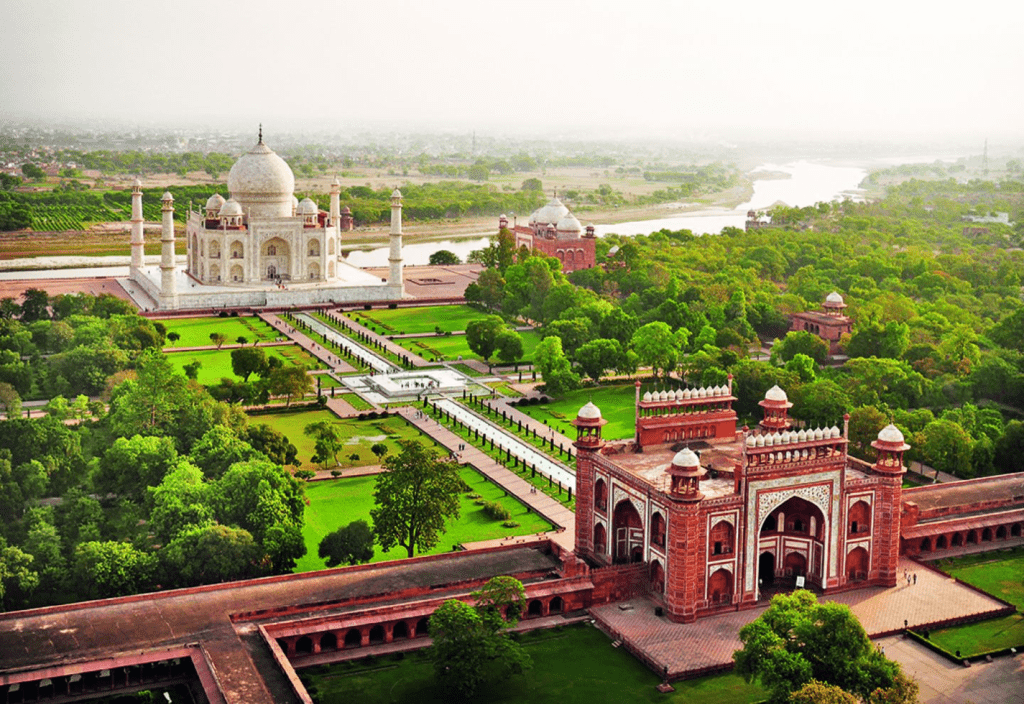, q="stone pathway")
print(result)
[329,312,432,368]
[876,634,1024,703]
[490,396,577,459]
[591,556,1010,680]
[398,406,575,551]
[259,313,358,374]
